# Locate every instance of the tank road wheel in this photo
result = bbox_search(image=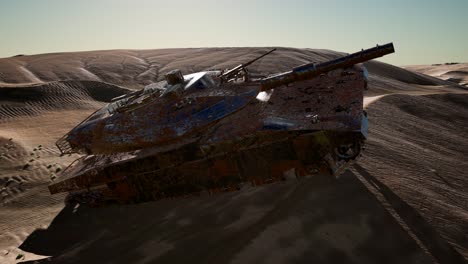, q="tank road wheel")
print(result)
[335,140,362,161]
